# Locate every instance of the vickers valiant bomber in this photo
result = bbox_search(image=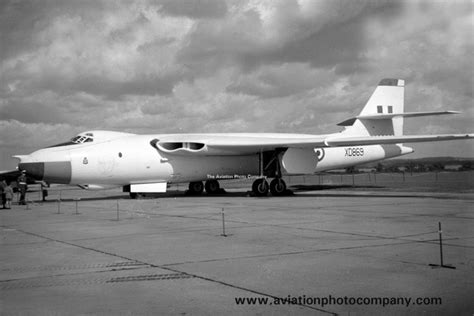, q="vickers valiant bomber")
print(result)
[6,79,473,198]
